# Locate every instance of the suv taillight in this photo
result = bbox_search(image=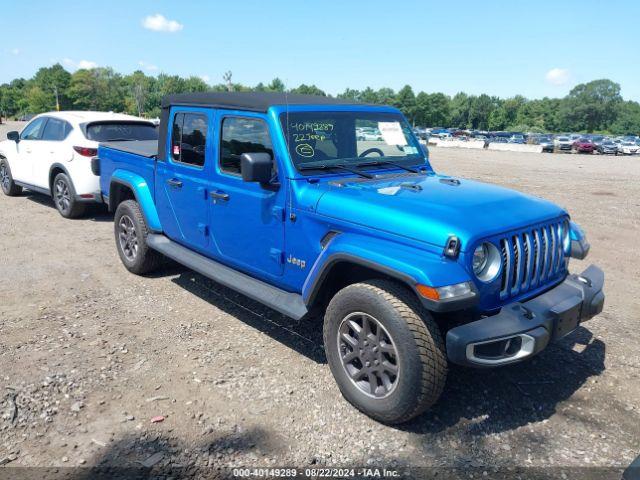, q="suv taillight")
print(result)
[73,146,98,157]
